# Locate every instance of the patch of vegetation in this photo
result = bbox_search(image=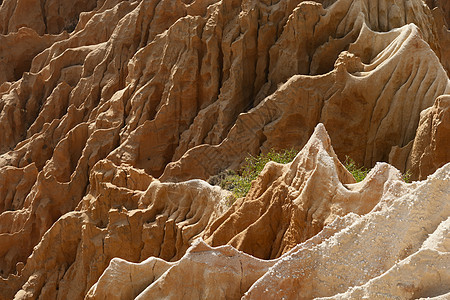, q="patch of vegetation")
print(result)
[344,156,412,183]
[402,170,412,183]
[344,156,370,182]
[209,151,411,206]
[208,149,298,201]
